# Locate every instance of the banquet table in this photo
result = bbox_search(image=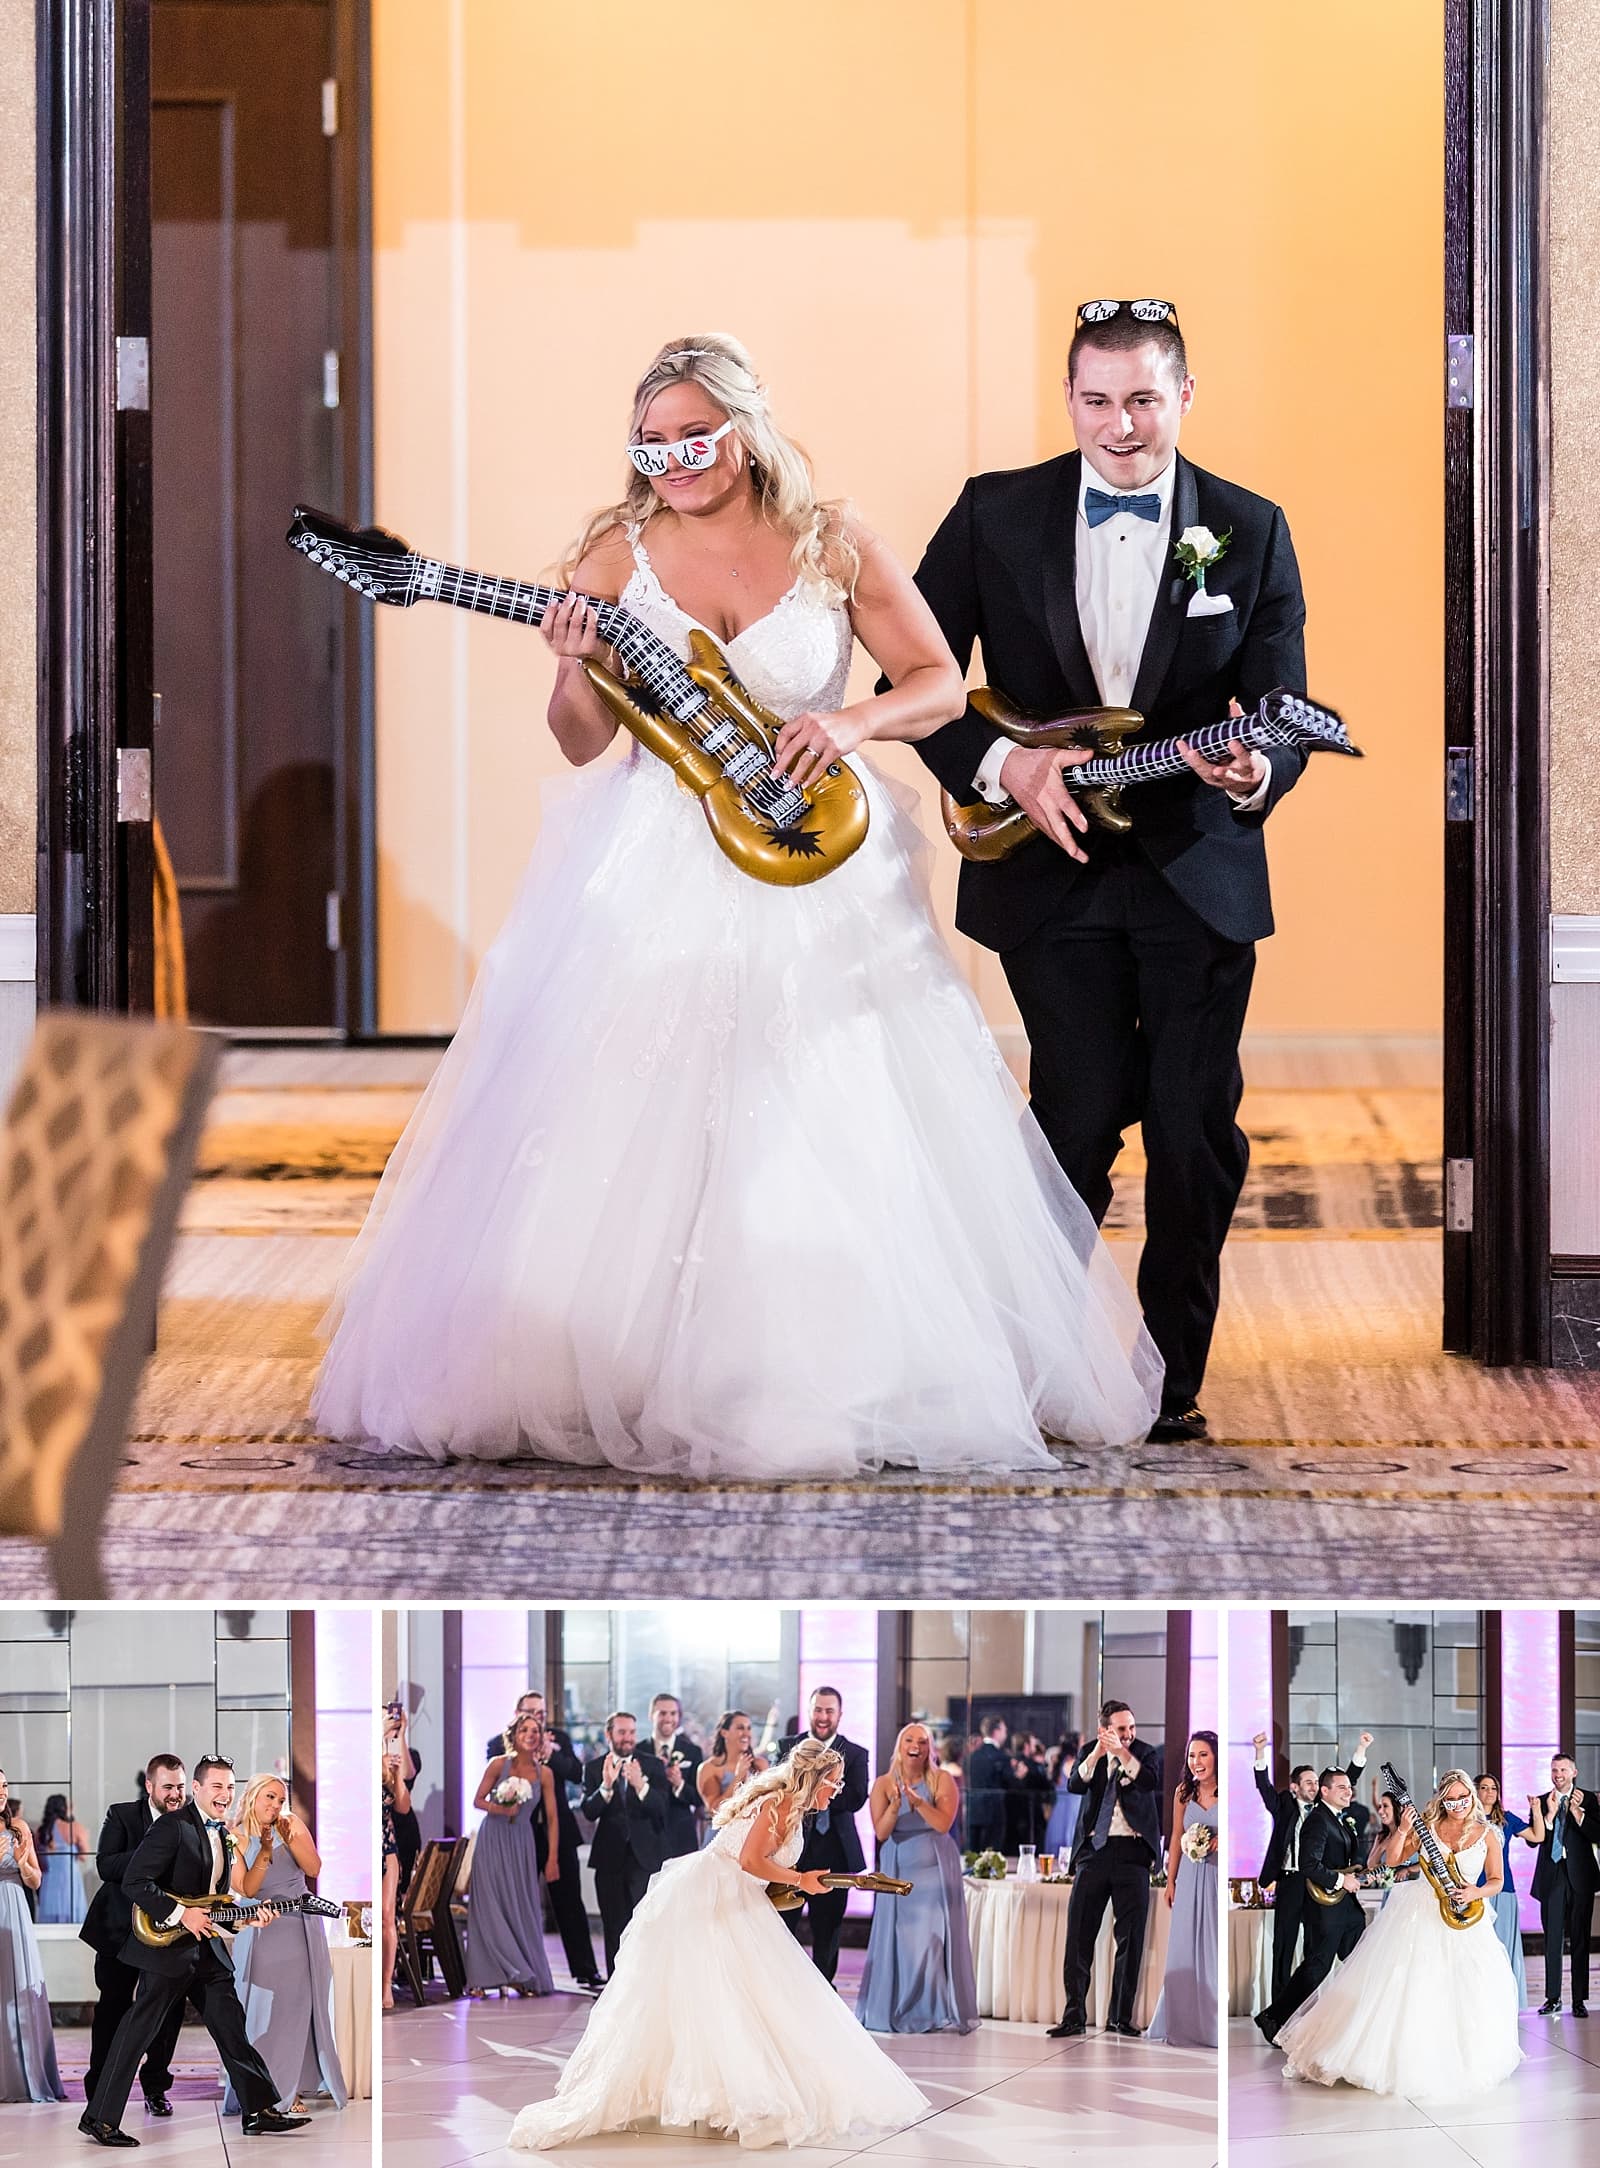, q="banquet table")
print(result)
[329,1939,373,2100]
[963,1875,1170,2028]
[1229,1886,1391,2016]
